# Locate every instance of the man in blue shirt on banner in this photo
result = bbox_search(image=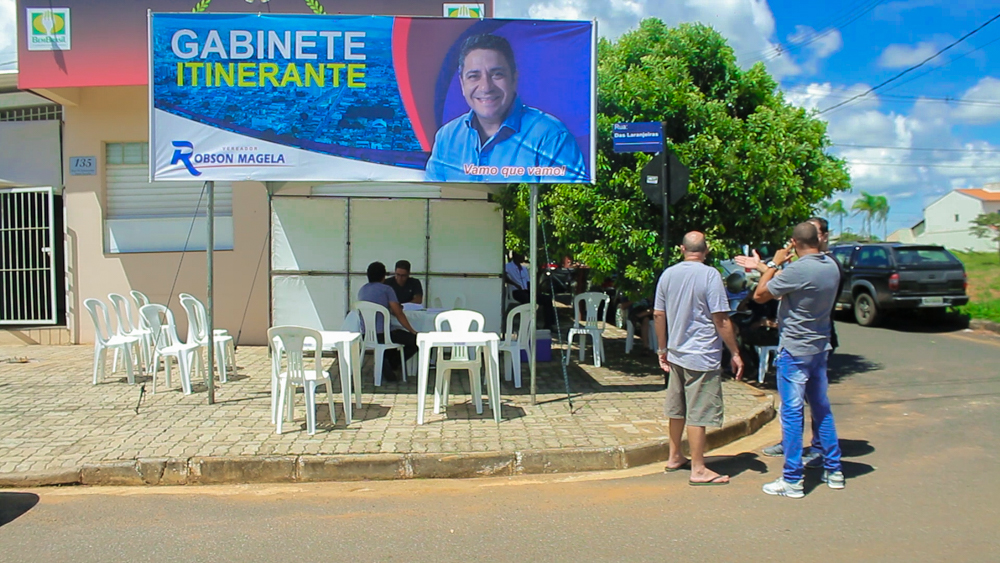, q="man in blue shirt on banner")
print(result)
[424,34,589,184]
